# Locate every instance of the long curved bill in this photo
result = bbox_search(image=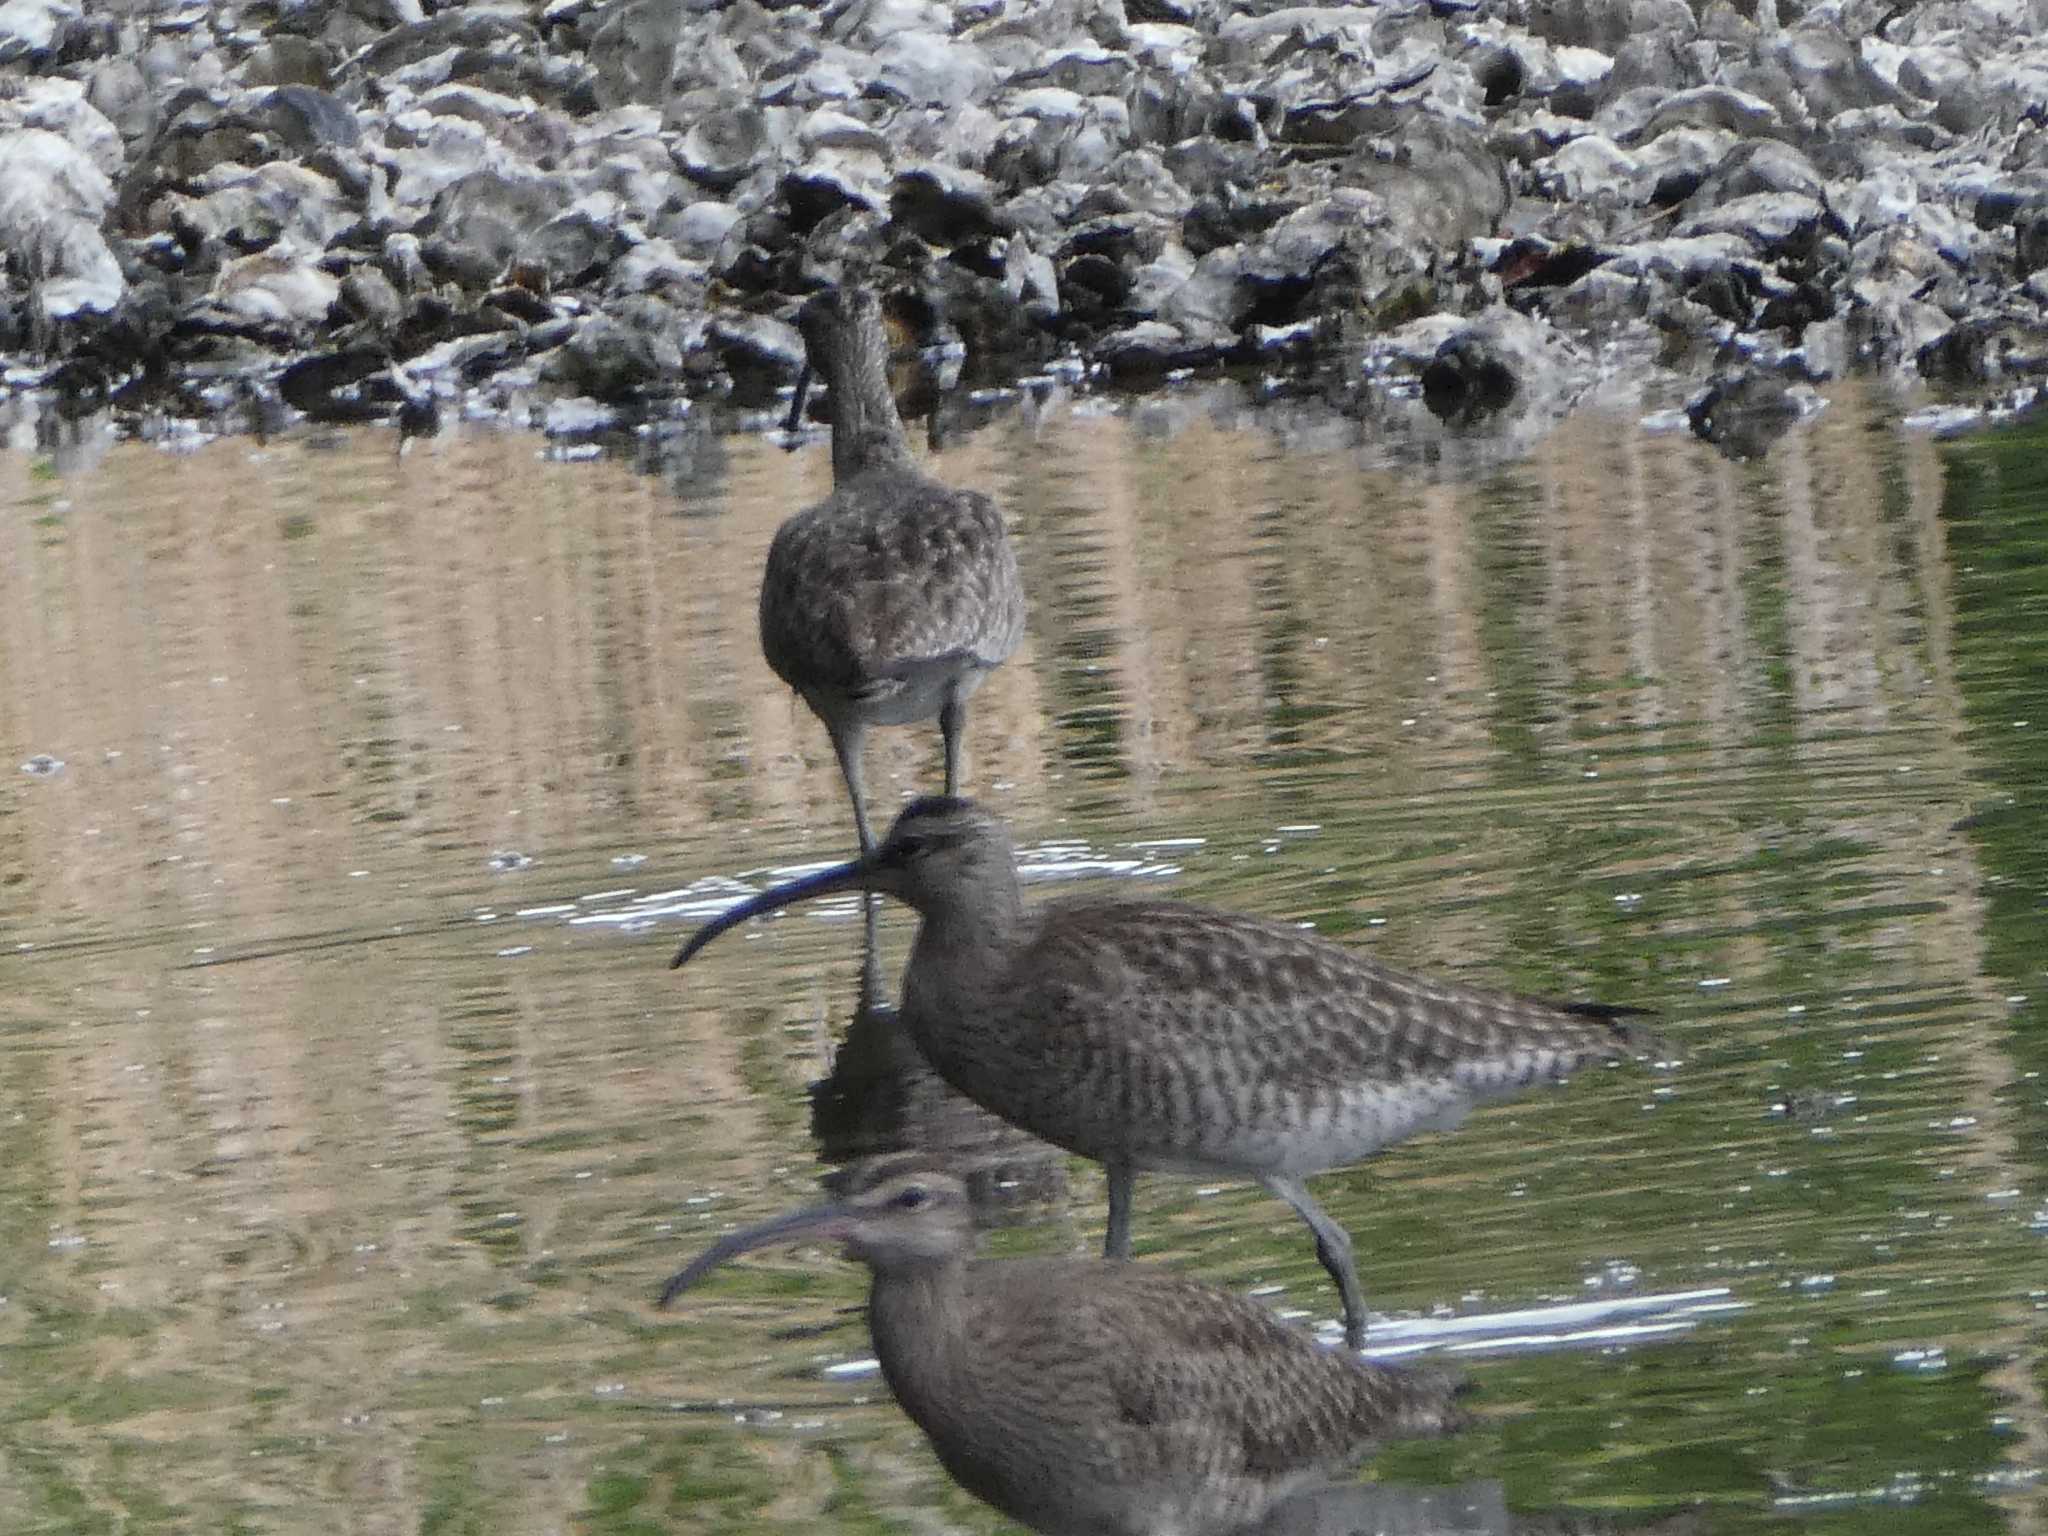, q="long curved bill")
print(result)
[657,1201,853,1308]
[669,858,872,970]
